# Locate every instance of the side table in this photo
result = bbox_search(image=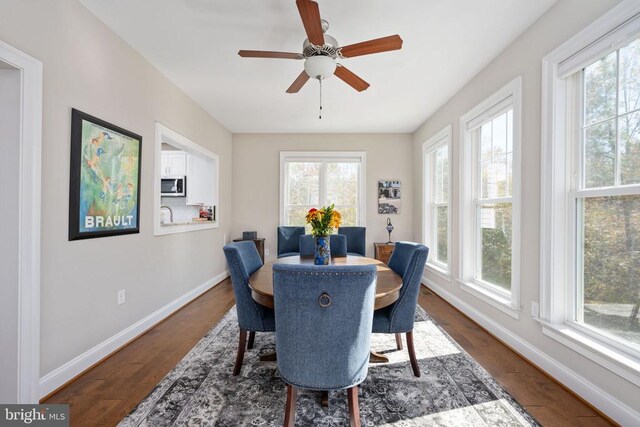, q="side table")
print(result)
[233,238,265,263]
[374,242,395,265]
